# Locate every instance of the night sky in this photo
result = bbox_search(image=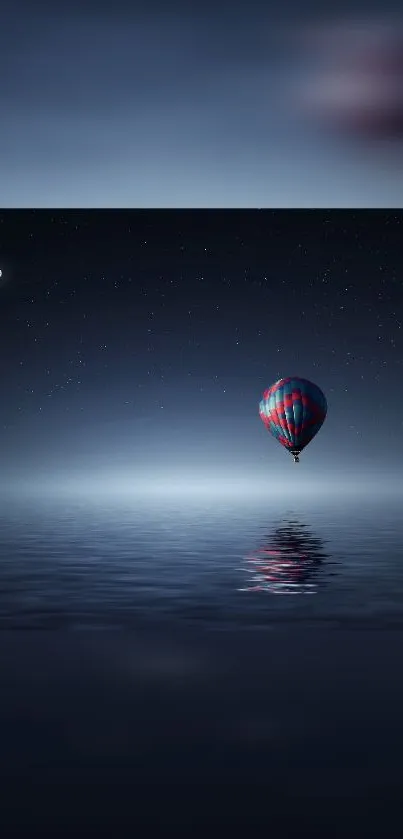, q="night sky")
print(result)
[2,0,403,208]
[1,210,402,498]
